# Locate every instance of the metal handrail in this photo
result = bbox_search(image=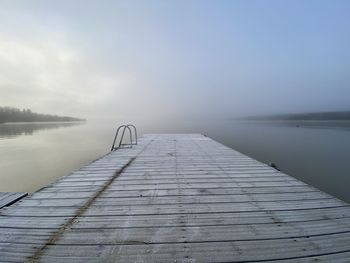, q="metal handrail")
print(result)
[111,124,137,151]
[111,125,132,151]
[126,124,137,145]
[118,125,133,148]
